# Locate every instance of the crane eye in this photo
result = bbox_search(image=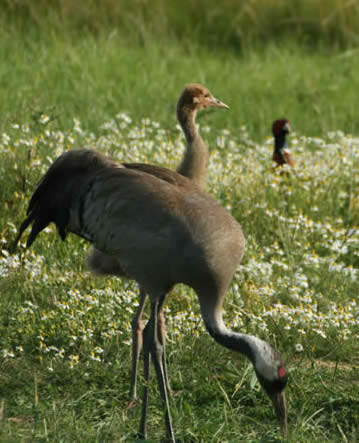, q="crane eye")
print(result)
[204,93,210,98]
